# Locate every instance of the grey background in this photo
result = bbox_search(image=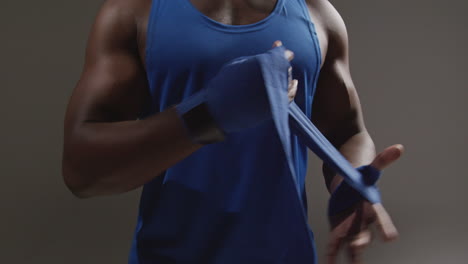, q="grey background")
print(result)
[1,0,466,263]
